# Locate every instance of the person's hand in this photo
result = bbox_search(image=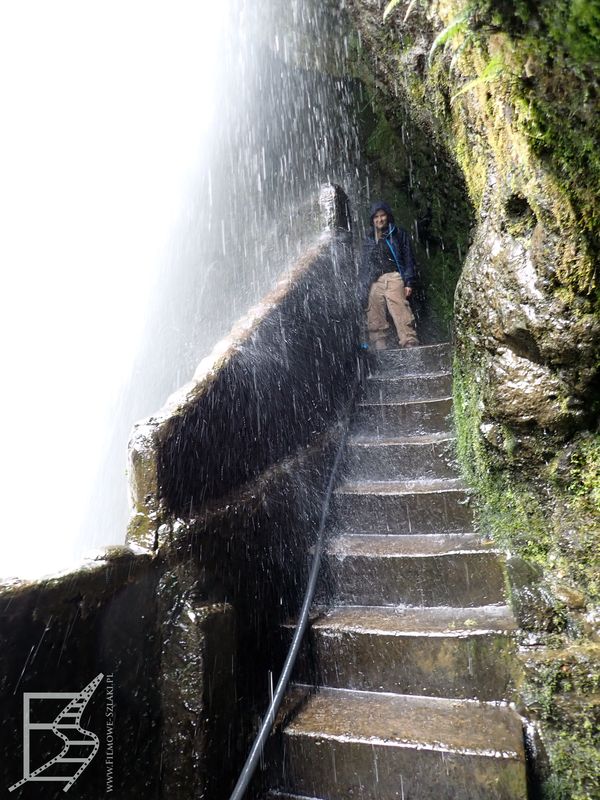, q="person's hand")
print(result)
[405,286,412,299]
